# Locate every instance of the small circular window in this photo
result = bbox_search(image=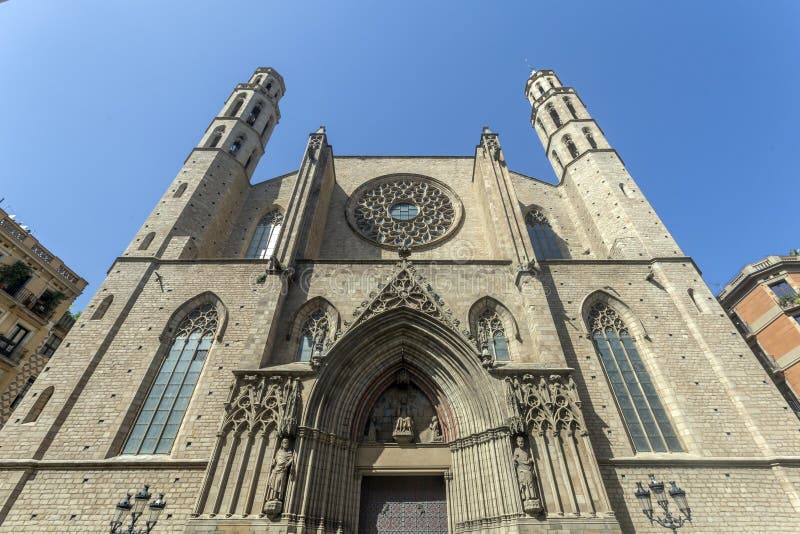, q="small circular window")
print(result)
[390,203,419,221]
